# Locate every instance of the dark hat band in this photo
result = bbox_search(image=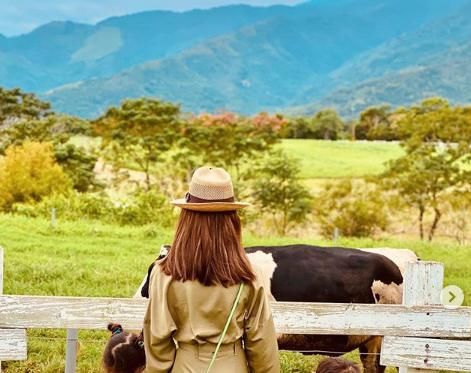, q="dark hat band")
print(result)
[185,192,235,203]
